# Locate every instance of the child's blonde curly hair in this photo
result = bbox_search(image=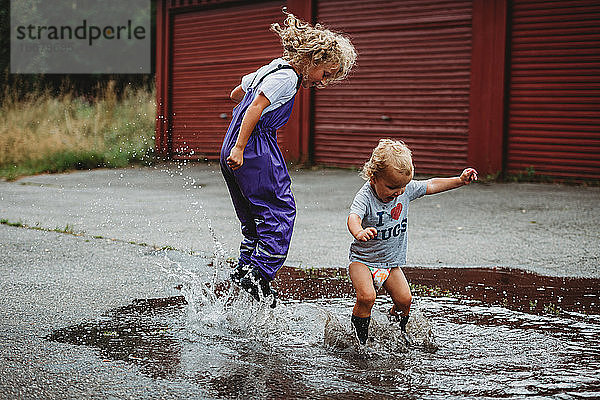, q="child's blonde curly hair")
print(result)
[271,9,357,88]
[360,139,413,180]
